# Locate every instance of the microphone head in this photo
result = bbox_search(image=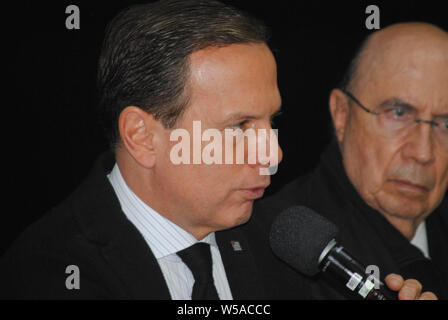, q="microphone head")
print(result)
[269,206,339,276]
